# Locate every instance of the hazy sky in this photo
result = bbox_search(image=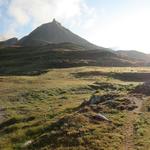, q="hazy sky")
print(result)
[0,0,150,53]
